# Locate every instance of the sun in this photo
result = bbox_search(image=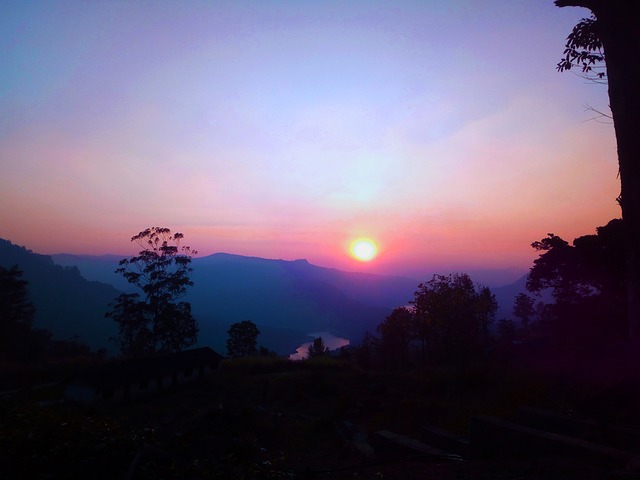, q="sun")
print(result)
[350,238,378,262]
